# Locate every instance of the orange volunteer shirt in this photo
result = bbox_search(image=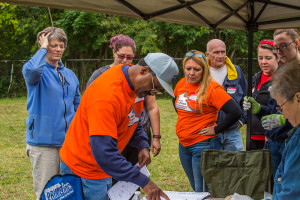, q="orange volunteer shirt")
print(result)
[60,64,143,179]
[174,78,232,147]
